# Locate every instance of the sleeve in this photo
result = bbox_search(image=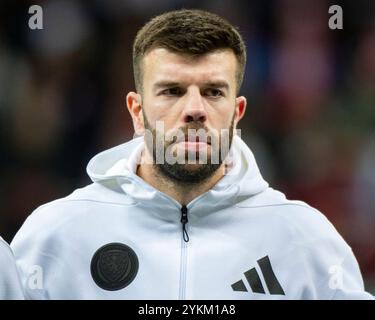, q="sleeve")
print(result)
[0,238,25,300]
[327,249,374,300]
[10,213,54,300]
[295,215,374,300]
[10,204,75,300]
